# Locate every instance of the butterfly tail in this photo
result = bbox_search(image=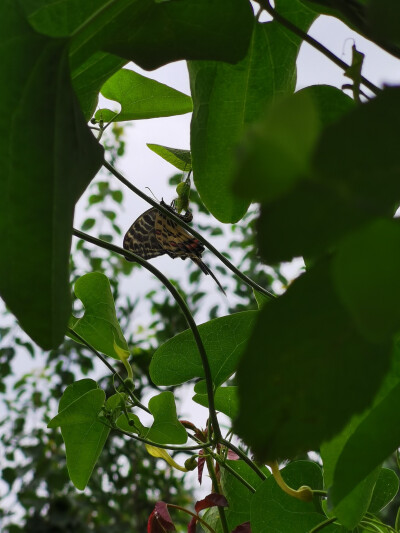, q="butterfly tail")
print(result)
[191,258,227,296]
